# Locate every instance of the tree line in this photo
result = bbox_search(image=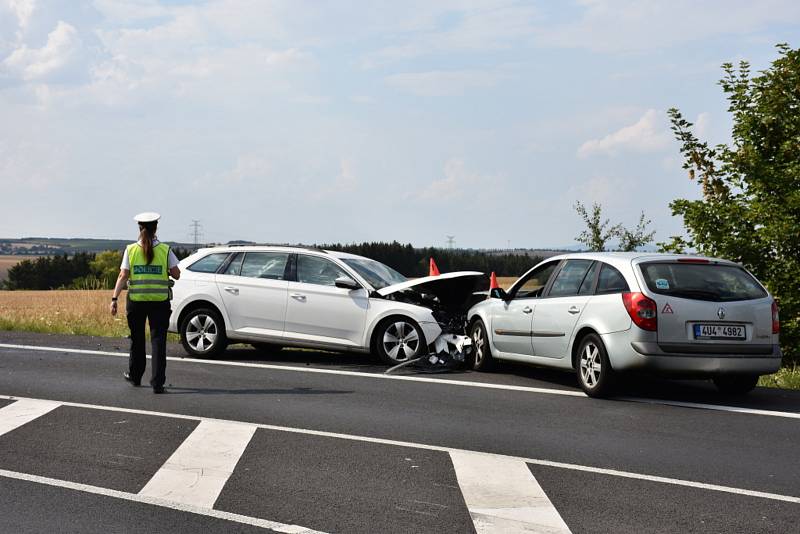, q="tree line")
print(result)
[319,241,541,277]
[3,248,194,290]
[3,244,540,290]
